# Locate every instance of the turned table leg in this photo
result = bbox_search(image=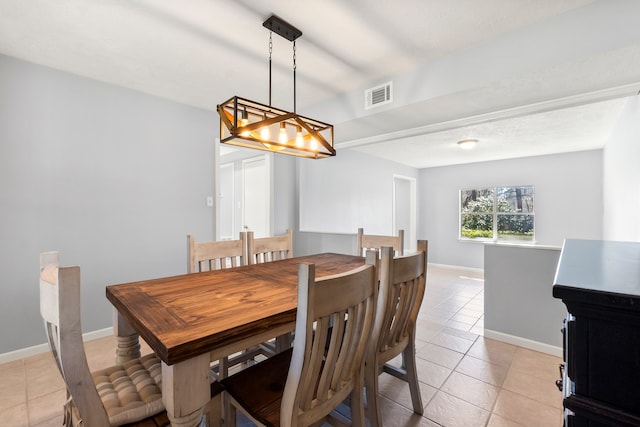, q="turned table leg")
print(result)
[162,353,211,427]
[113,309,141,364]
